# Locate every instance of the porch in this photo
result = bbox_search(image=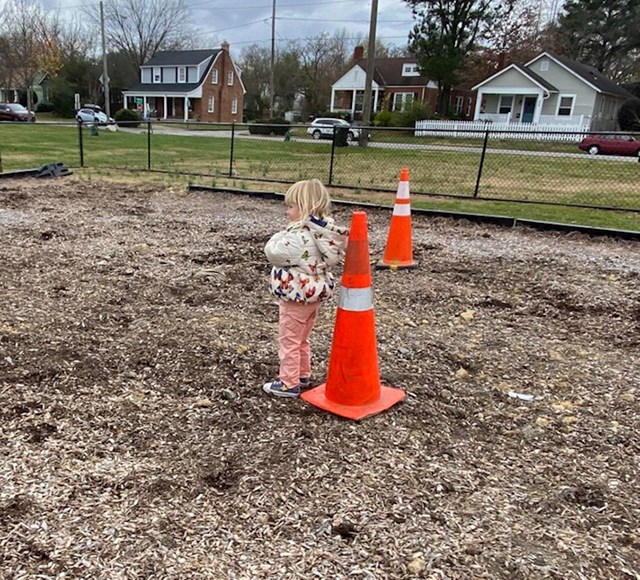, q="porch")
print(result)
[122,94,197,121]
